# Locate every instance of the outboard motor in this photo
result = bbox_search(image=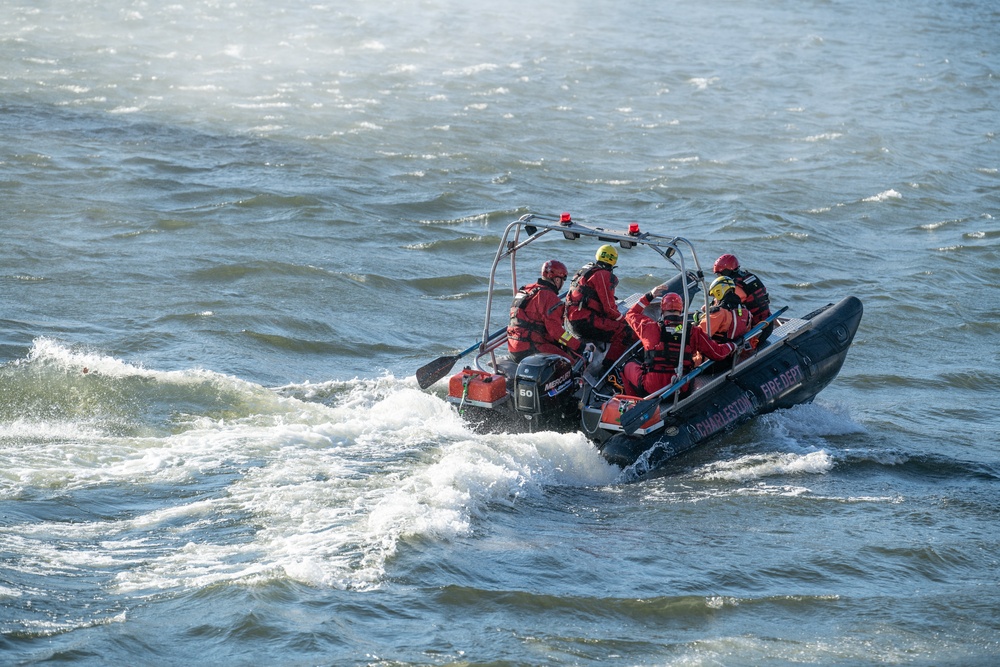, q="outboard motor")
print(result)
[513,353,579,431]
